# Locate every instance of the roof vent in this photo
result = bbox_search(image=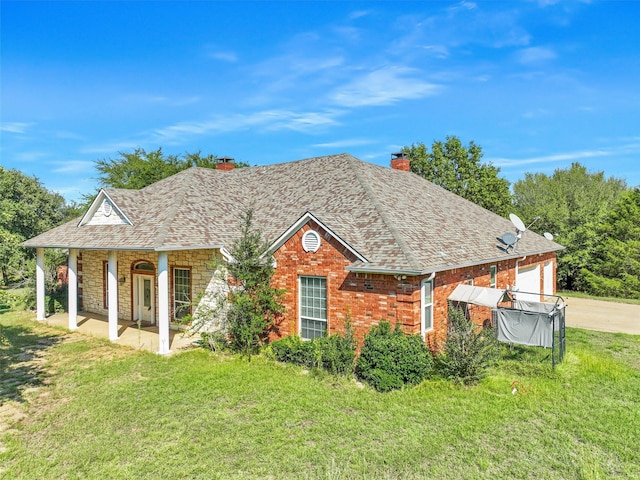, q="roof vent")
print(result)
[302,230,321,253]
[391,152,410,172]
[102,199,112,217]
[217,156,235,171]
